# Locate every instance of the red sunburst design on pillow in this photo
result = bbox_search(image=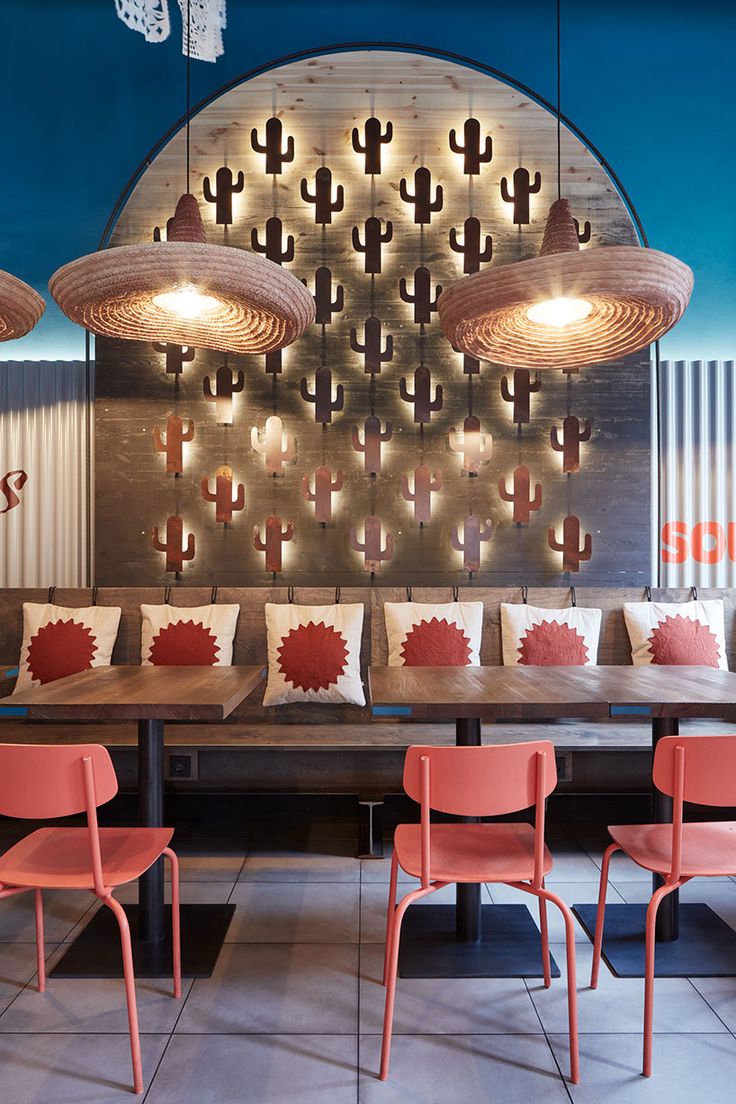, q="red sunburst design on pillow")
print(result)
[148,620,220,666]
[647,614,721,667]
[26,619,97,684]
[518,619,590,666]
[277,621,349,691]
[400,618,472,666]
